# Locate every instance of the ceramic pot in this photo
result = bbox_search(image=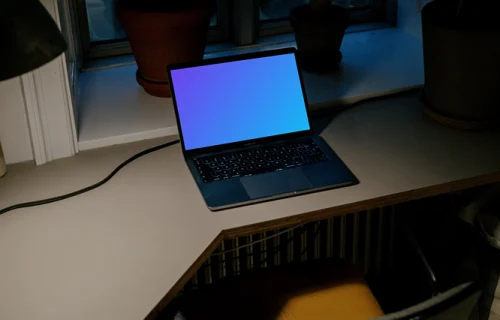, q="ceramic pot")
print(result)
[117,1,214,97]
